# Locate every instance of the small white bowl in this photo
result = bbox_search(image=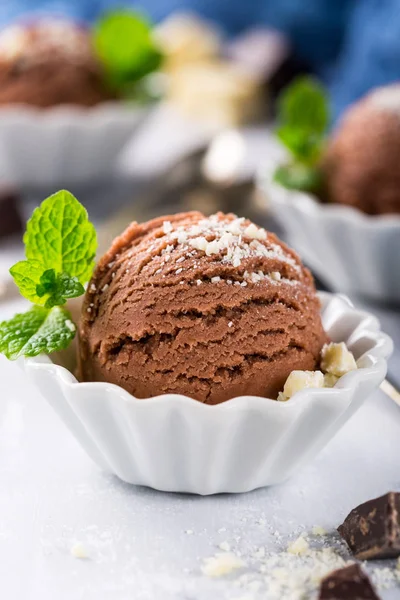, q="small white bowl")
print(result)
[259,168,400,302]
[0,102,148,186]
[22,292,392,495]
